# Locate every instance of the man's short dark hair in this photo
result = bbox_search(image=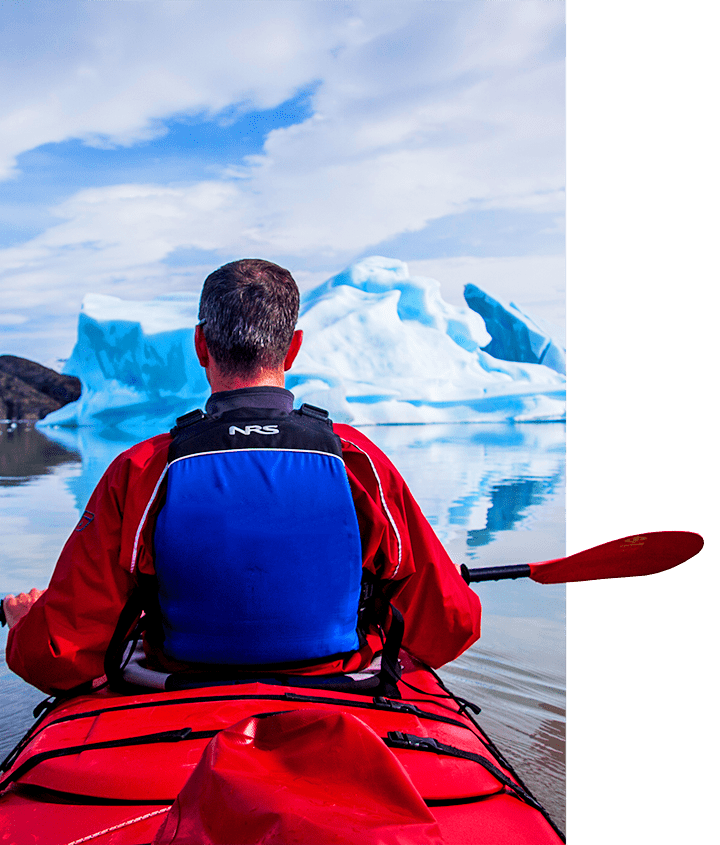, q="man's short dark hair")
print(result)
[198,259,300,376]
